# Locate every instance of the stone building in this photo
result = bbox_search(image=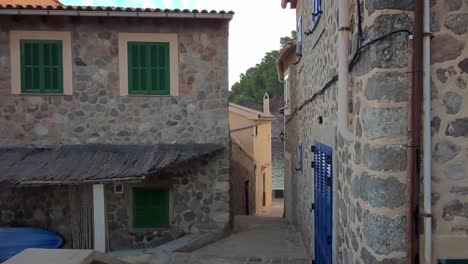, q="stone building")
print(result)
[0,2,233,253]
[277,0,467,263]
[229,95,276,215]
